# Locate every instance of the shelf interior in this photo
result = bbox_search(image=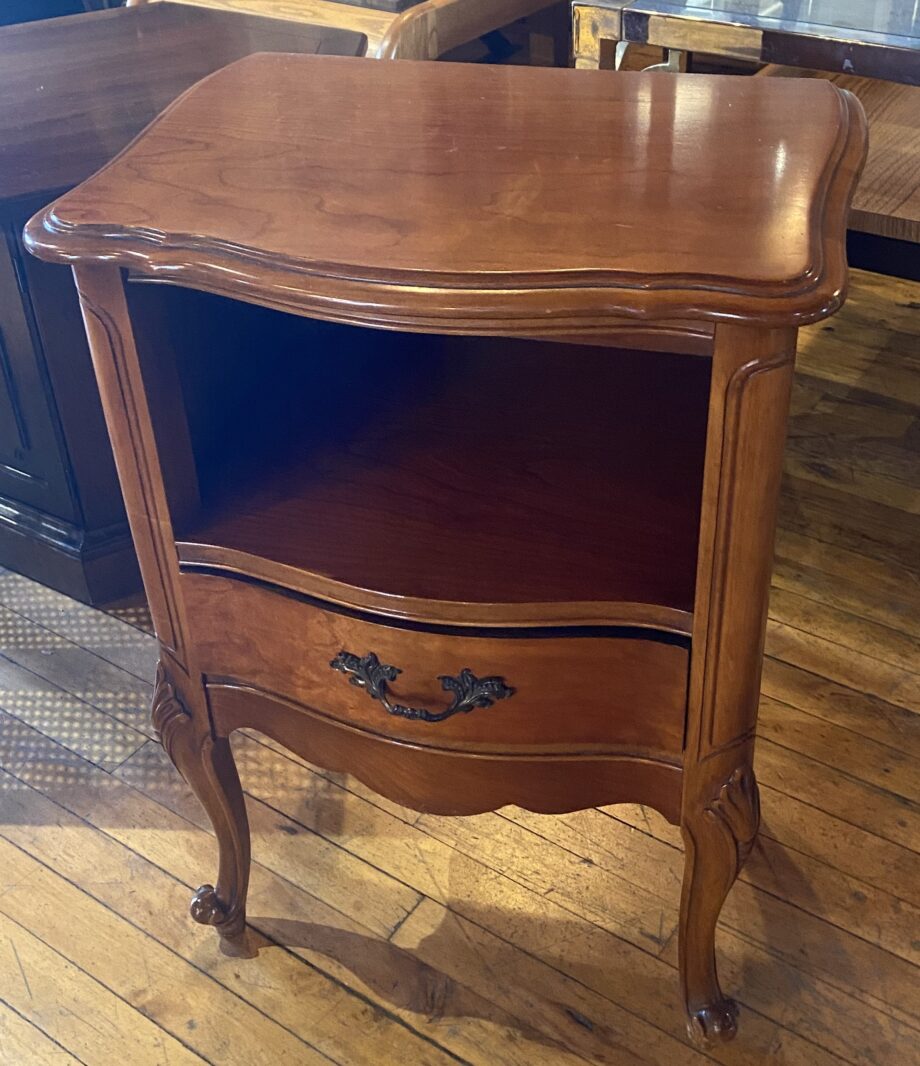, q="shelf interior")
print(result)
[129,284,712,613]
